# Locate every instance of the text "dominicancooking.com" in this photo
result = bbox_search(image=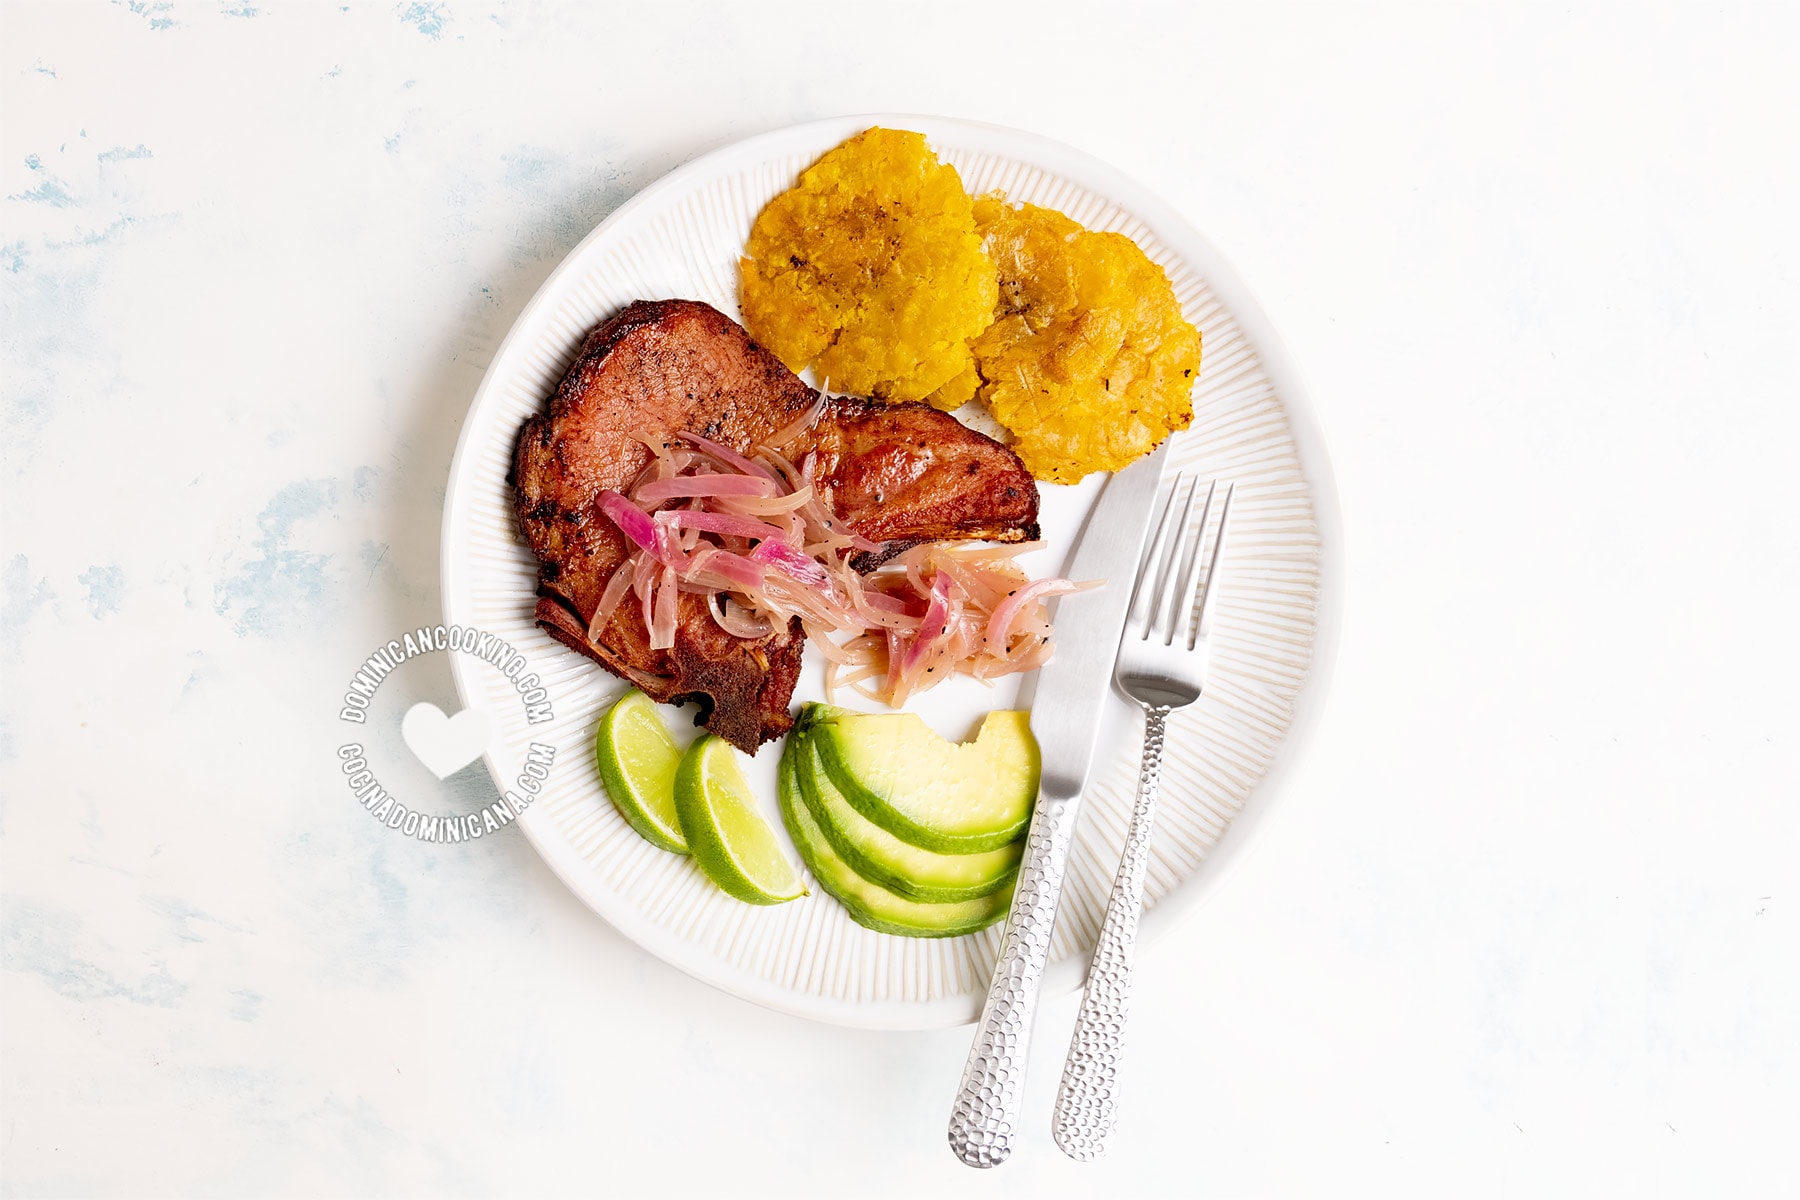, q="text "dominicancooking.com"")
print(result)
[334,625,560,845]
[337,624,554,725]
